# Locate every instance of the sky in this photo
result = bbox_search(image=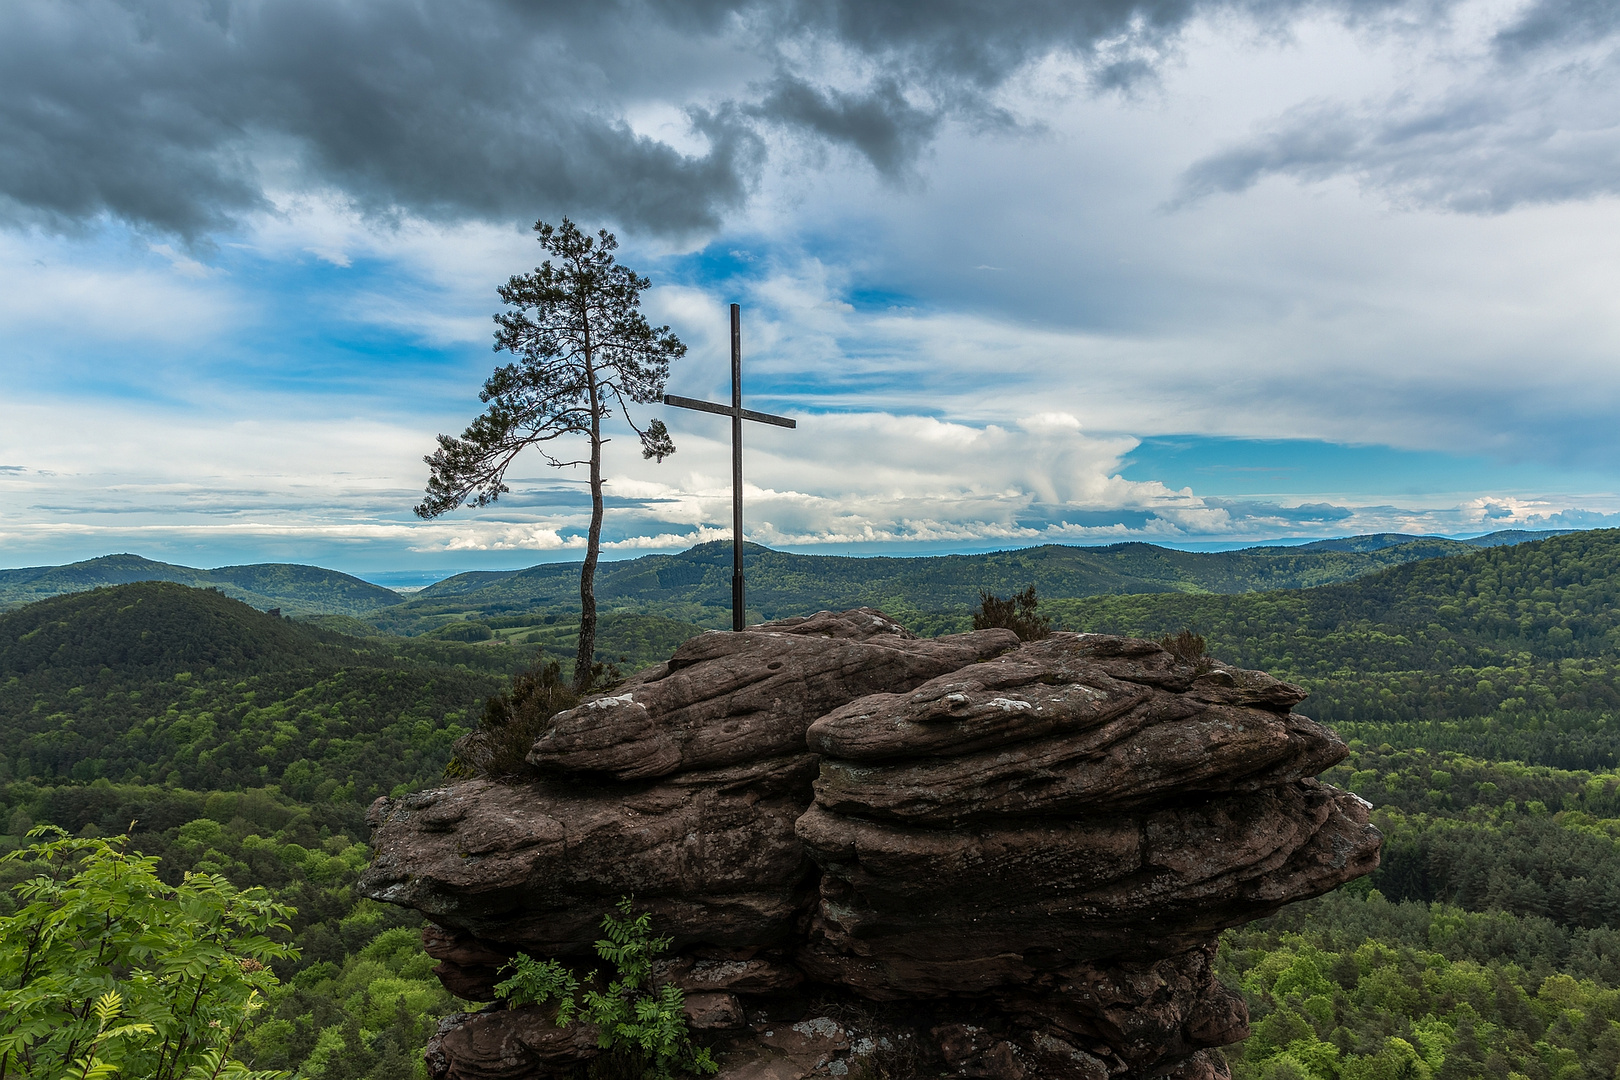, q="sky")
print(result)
[3,0,1619,578]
